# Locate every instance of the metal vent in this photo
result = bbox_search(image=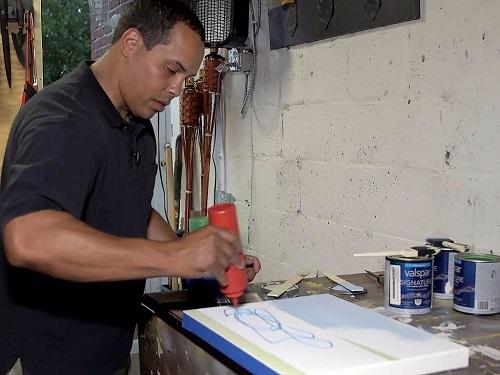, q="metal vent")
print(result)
[187,0,248,48]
